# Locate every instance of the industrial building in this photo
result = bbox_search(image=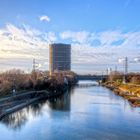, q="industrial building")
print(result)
[49,43,71,74]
